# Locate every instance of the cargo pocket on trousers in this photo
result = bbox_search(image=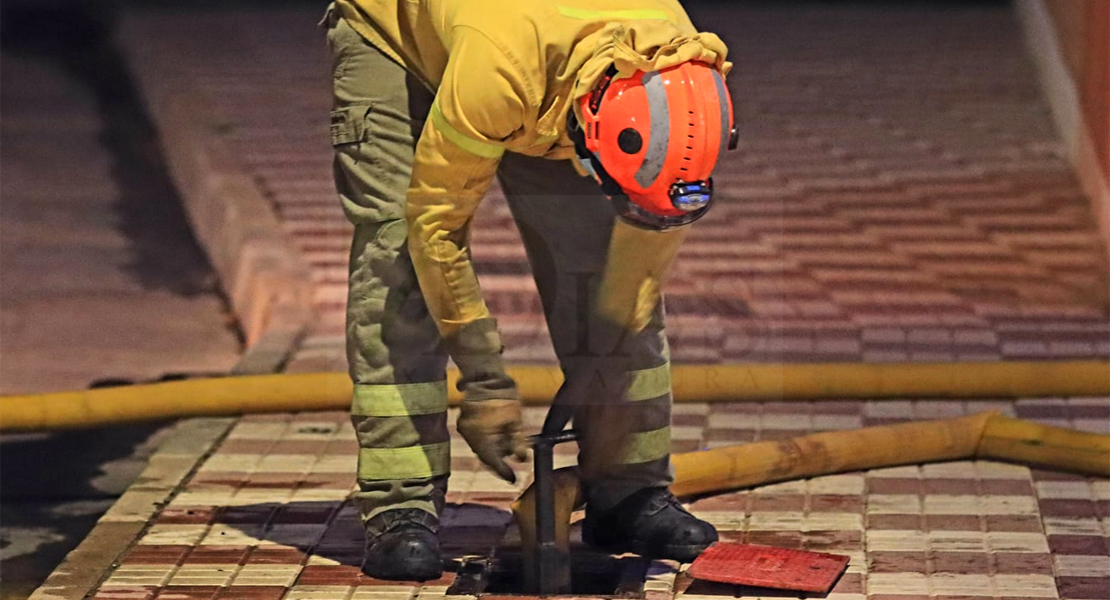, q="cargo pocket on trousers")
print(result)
[331,104,376,191]
[331,105,372,147]
[332,104,406,223]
